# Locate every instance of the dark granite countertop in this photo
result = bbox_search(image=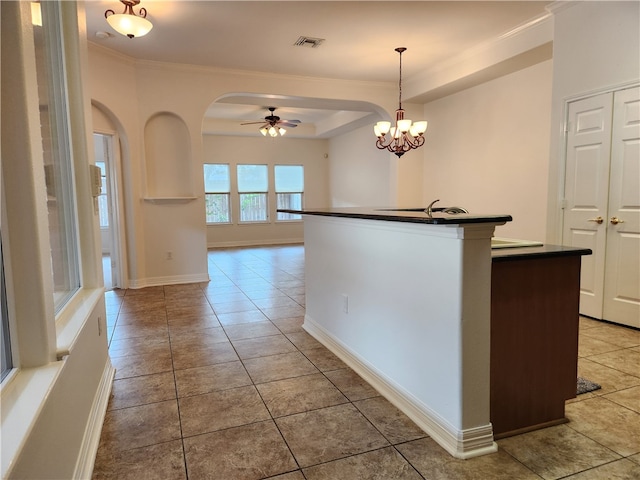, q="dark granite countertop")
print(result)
[492,244,592,262]
[277,207,513,225]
